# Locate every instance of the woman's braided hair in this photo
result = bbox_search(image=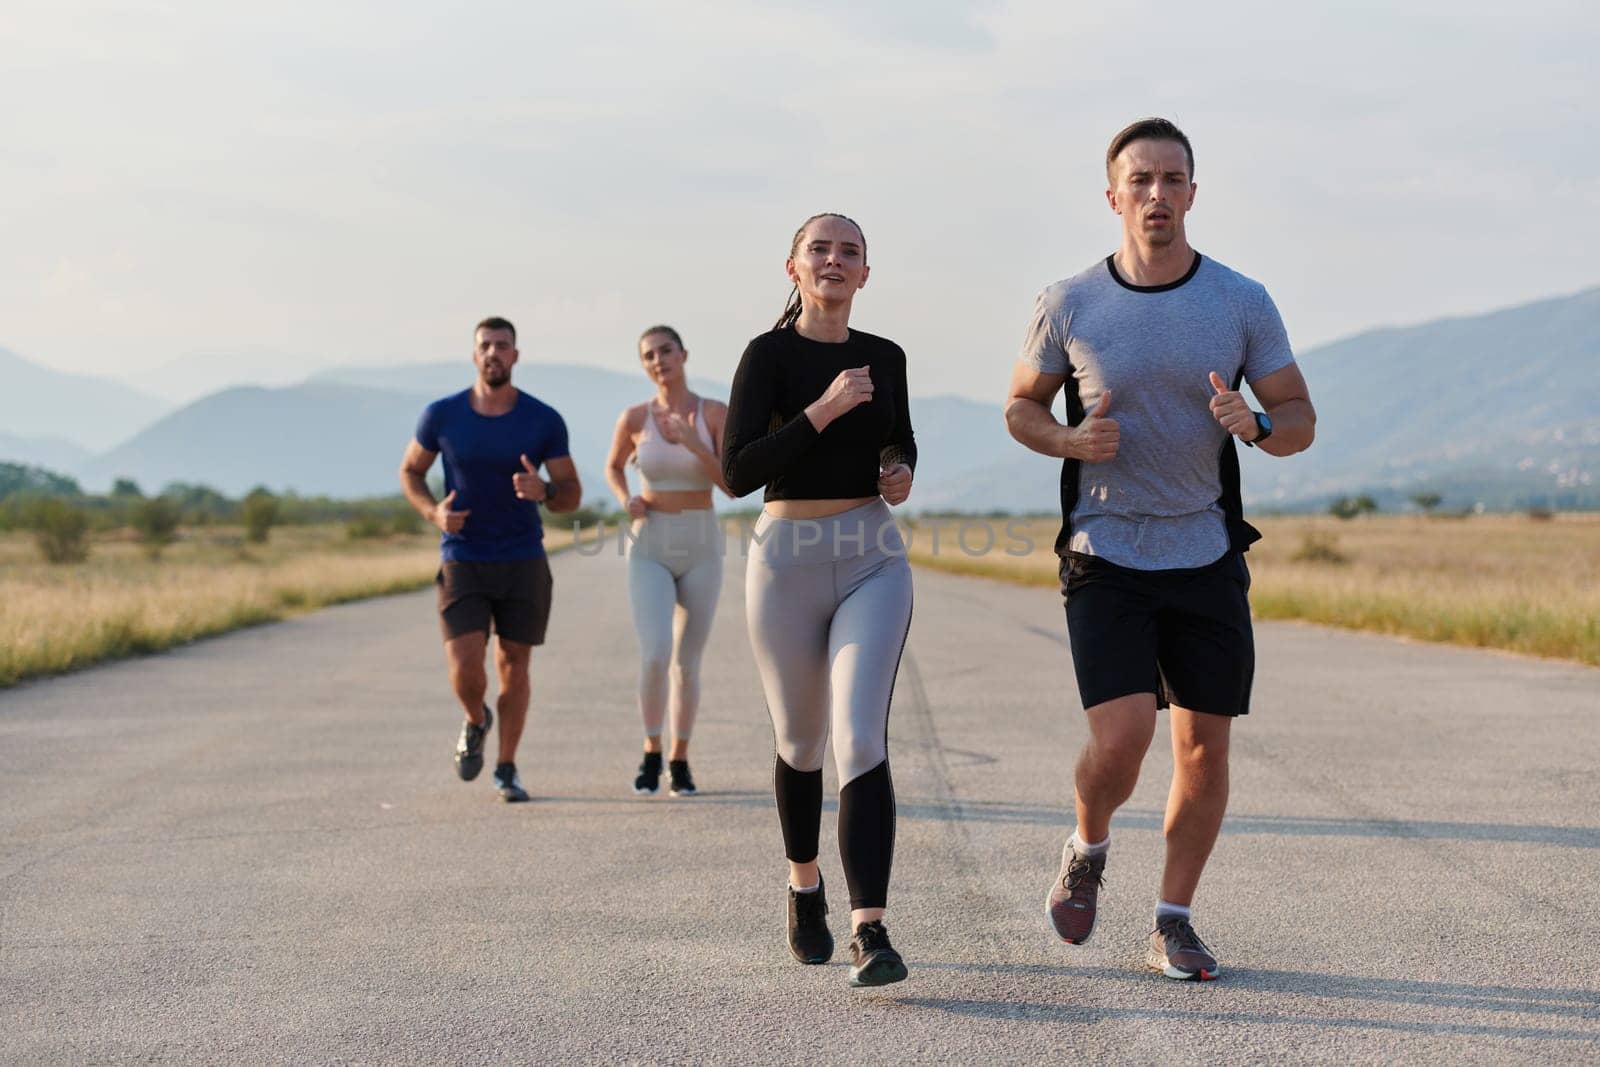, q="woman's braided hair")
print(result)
[774,212,866,330]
